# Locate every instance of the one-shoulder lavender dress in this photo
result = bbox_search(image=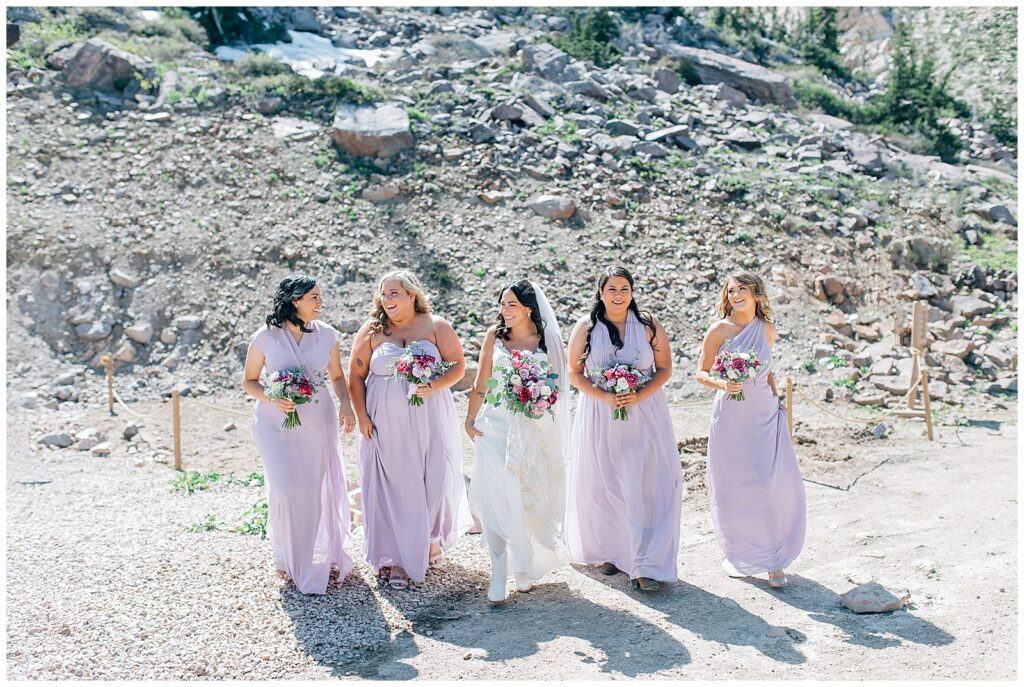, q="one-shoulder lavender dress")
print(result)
[250,320,353,595]
[357,339,472,583]
[565,311,682,582]
[706,316,806,576]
